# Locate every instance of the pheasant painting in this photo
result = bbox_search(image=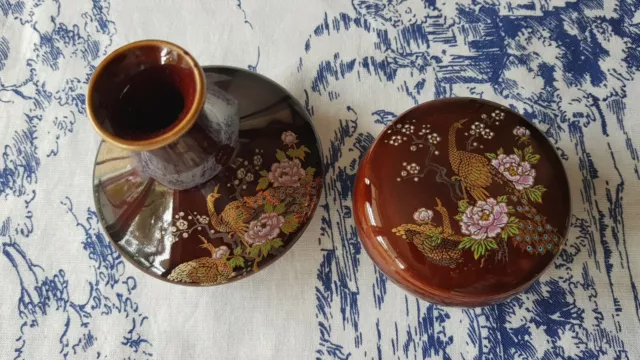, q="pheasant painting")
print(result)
[447,117,563,256]
[390,108,567,265]
[448,118,493,202]
[161,129,323,285]
[392,198,463,267]
[167,236,234,285]
[207,183,256,238]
